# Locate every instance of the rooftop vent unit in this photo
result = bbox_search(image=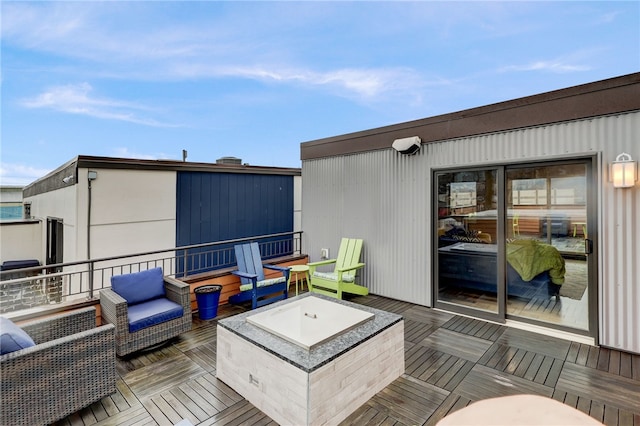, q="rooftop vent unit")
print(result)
[216,156,243,165]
